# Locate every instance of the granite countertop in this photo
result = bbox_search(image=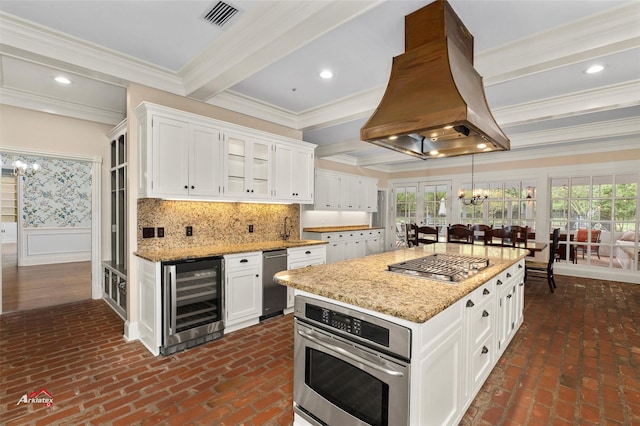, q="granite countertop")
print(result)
[303,225,385,233]
[274,243,529,323]
[135,239,327,262]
